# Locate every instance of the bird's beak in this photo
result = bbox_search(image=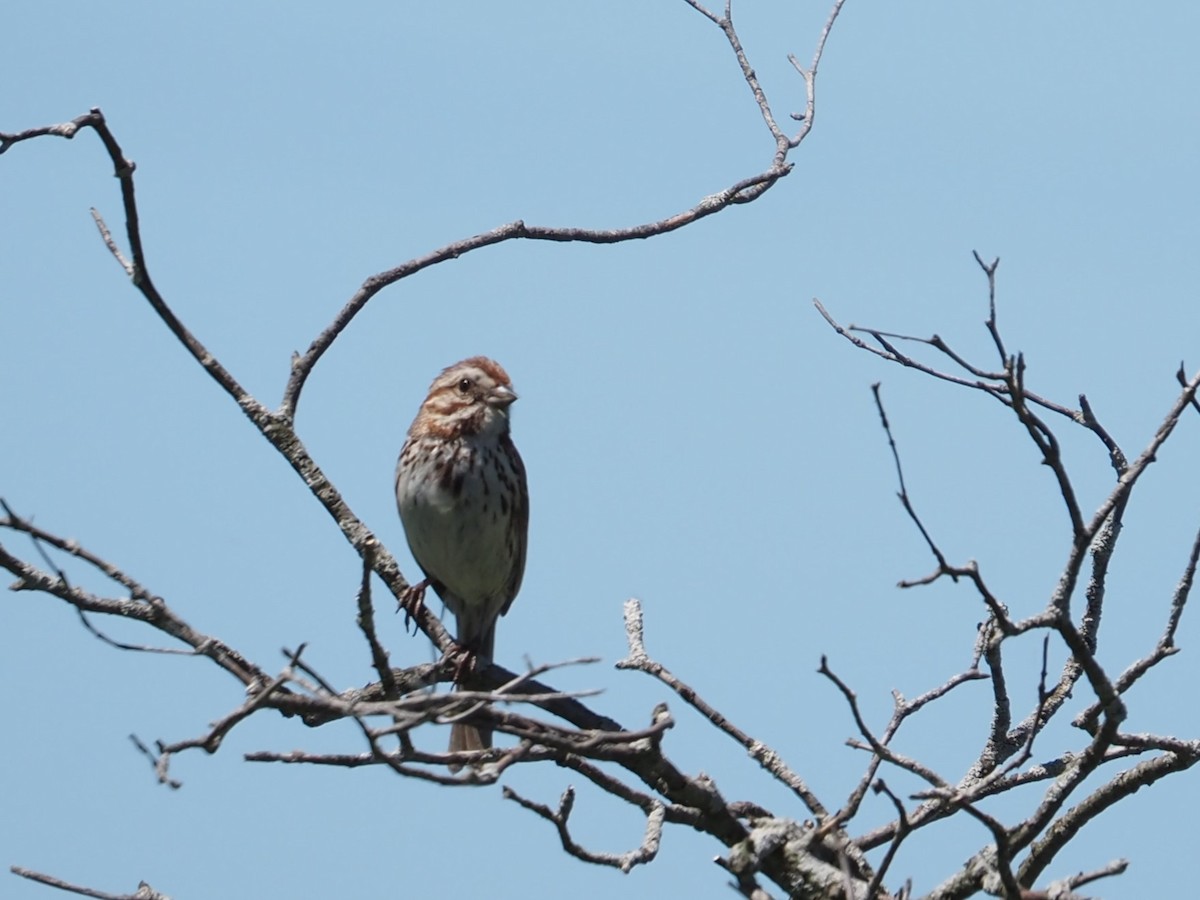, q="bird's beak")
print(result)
[489,385,518,409]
